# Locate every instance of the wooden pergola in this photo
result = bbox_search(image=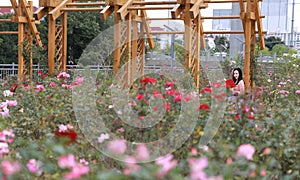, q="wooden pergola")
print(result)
[0,0,265,90]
